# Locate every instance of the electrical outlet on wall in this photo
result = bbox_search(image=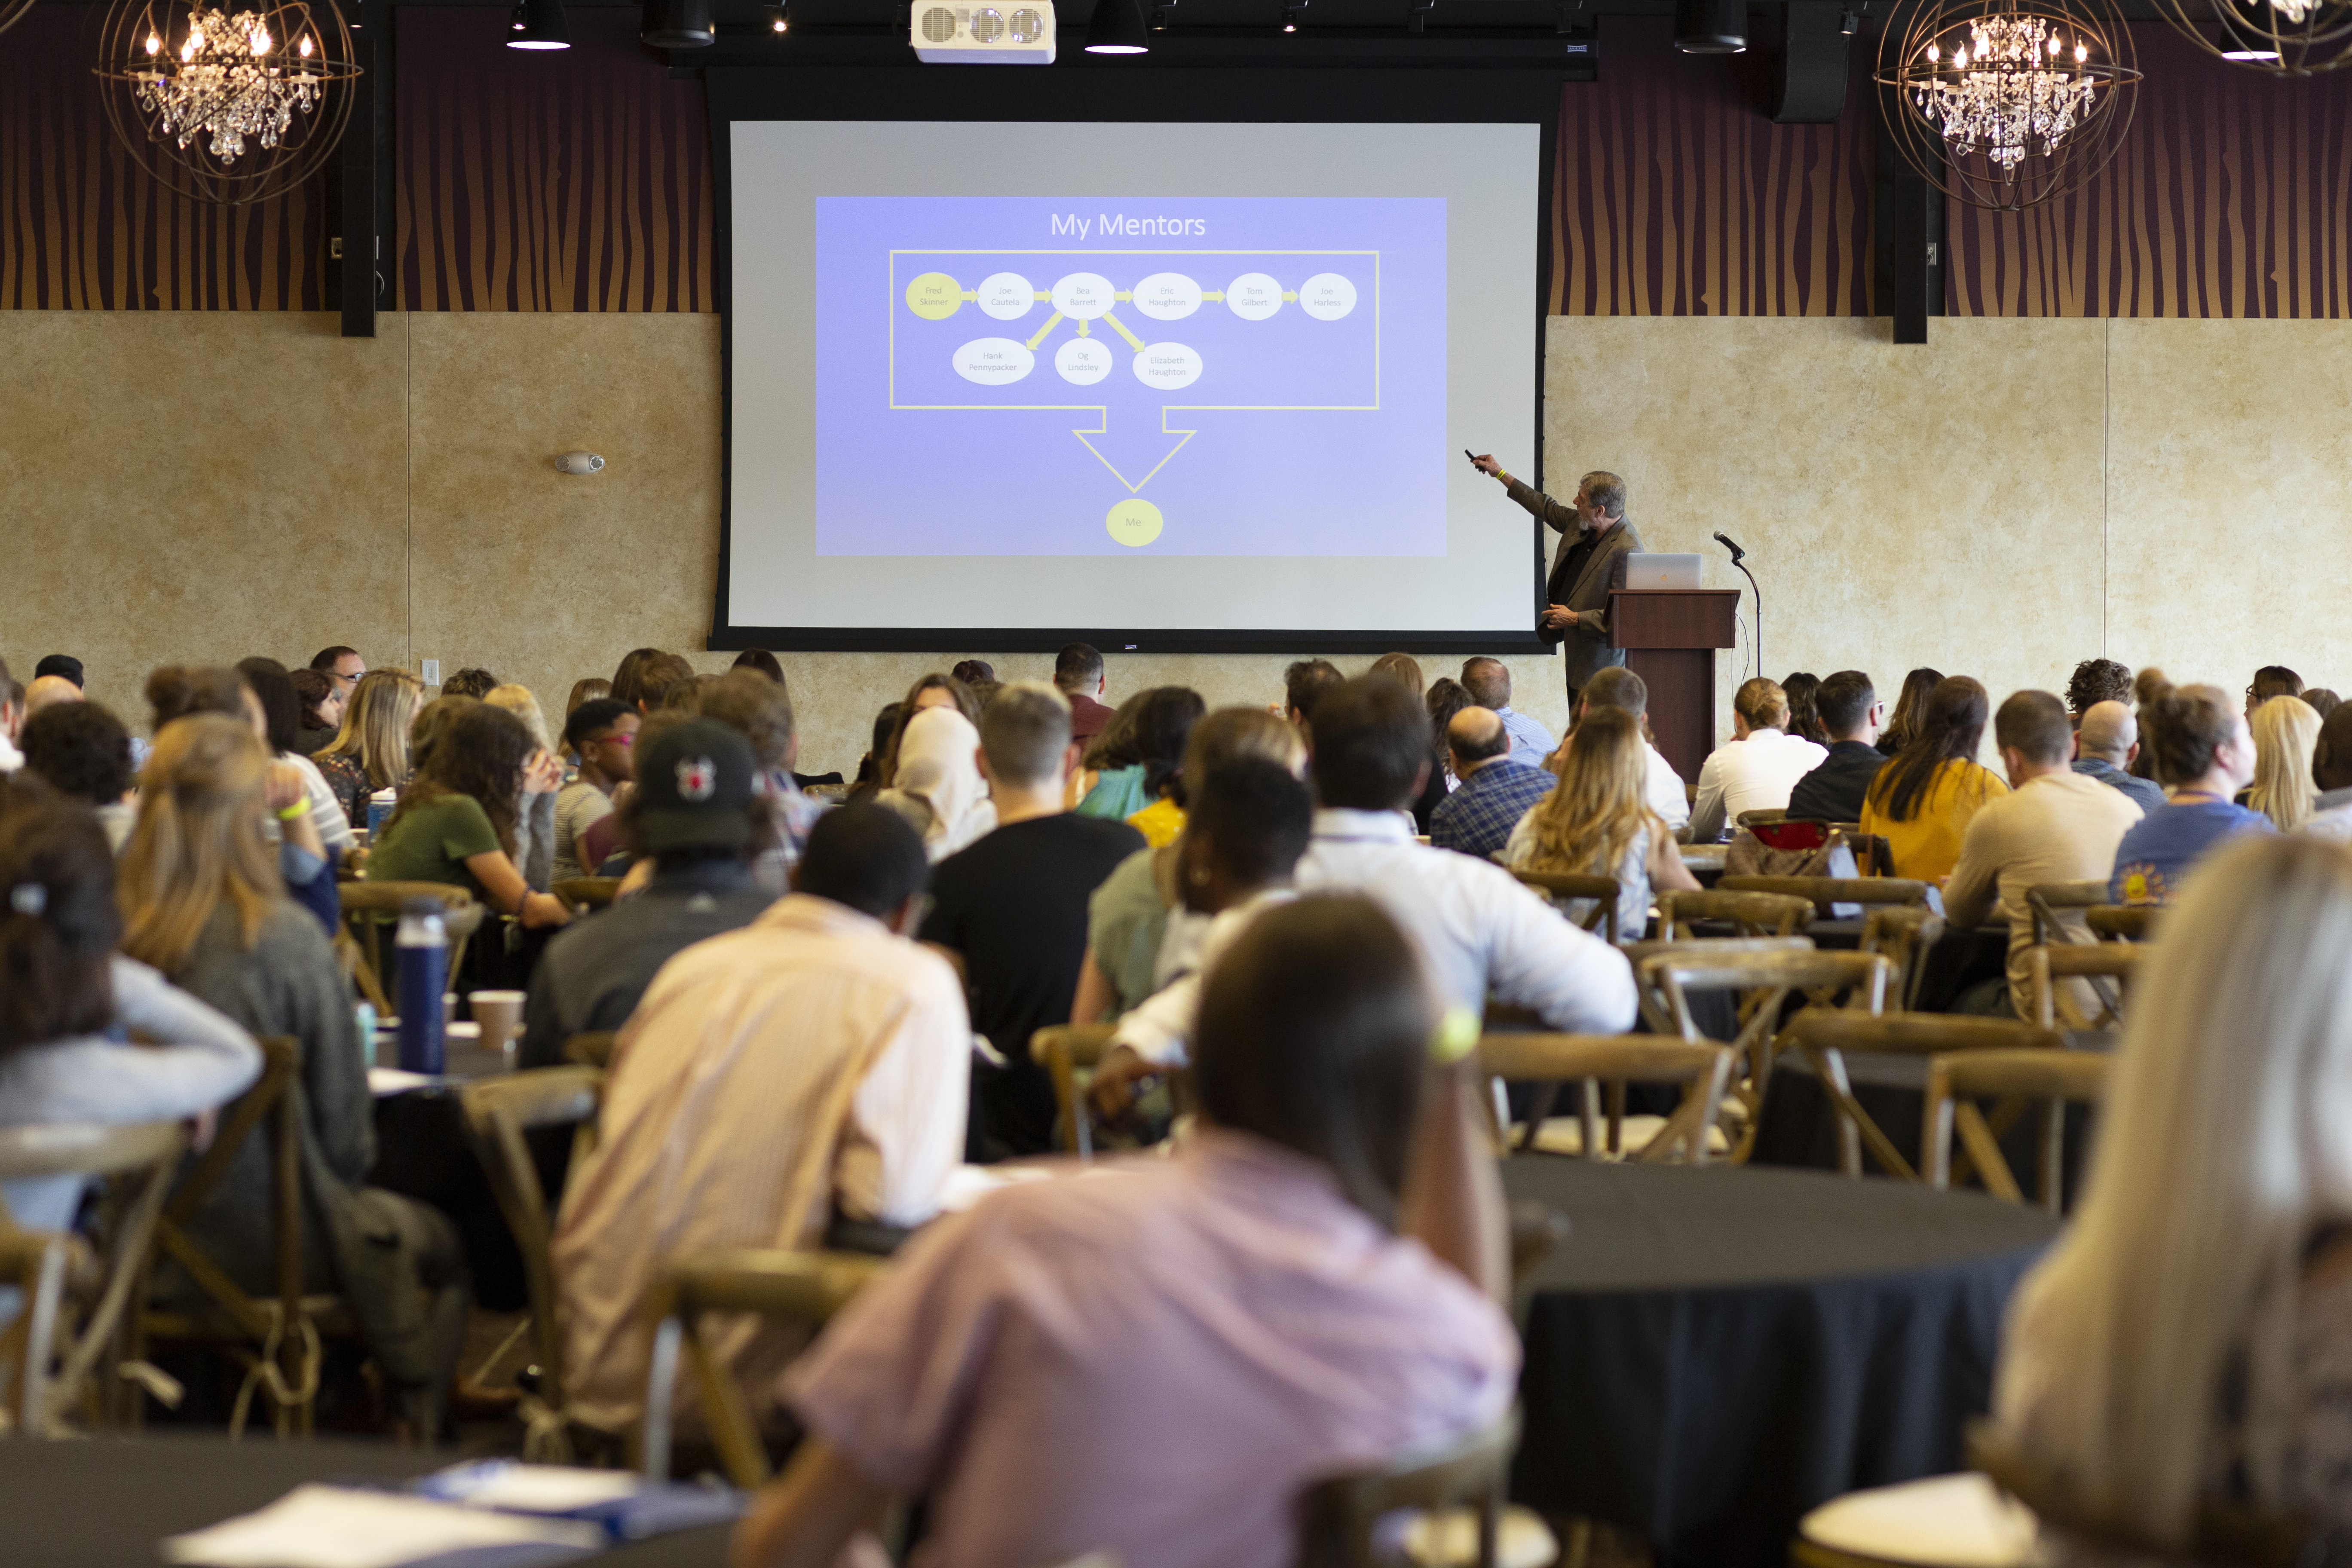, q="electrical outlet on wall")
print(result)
[423,659,441,686]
